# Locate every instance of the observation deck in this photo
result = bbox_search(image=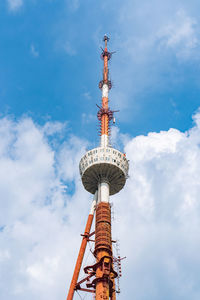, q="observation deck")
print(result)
[79,147,129,195]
